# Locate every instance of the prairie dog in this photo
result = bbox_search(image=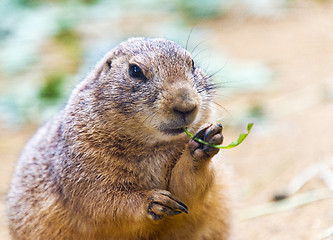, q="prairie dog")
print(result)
[7,37,231,240]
